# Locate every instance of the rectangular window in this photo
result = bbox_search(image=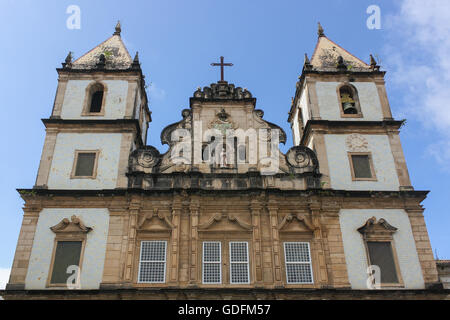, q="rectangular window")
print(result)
[50,241,82,284]
[284,242,314,284]
[202,241,221,284]
[229,242,250,284]
[138,241,167,283]
[73,151,98,178]
[367,241,399,284]
[349,153,376,180]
